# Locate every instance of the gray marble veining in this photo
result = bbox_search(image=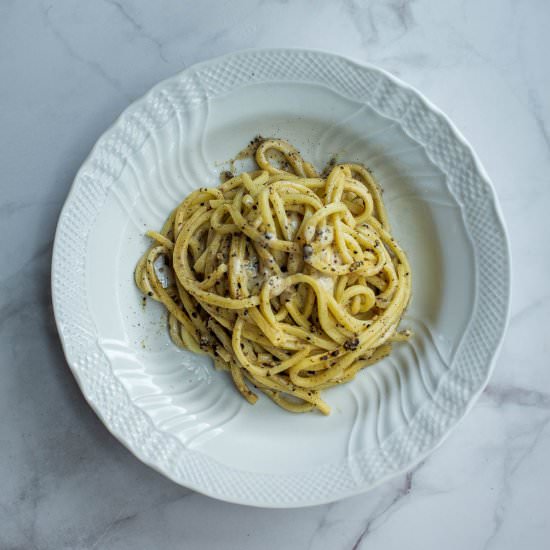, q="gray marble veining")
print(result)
[1,1,549,548]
